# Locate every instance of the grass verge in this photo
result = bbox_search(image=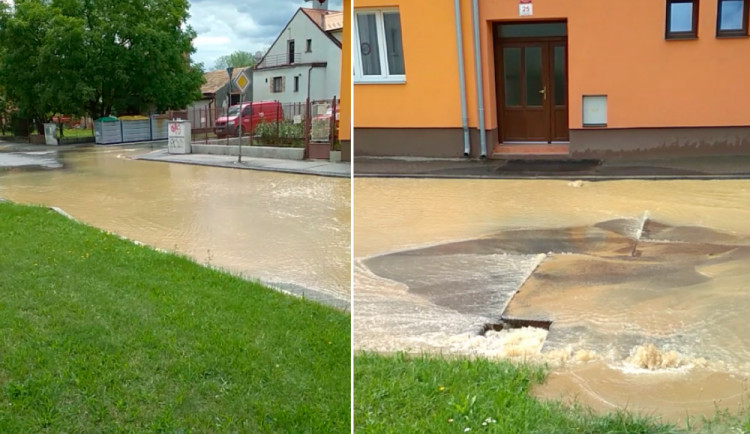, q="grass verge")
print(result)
[355,352,683,433]
[56,128,94,139]
[0,202,350,432]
